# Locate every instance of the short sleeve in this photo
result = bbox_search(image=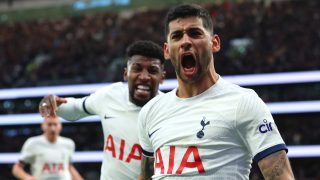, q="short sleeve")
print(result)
[20,138,36,164]
[138,106,154,157]
[235,92,287,162]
